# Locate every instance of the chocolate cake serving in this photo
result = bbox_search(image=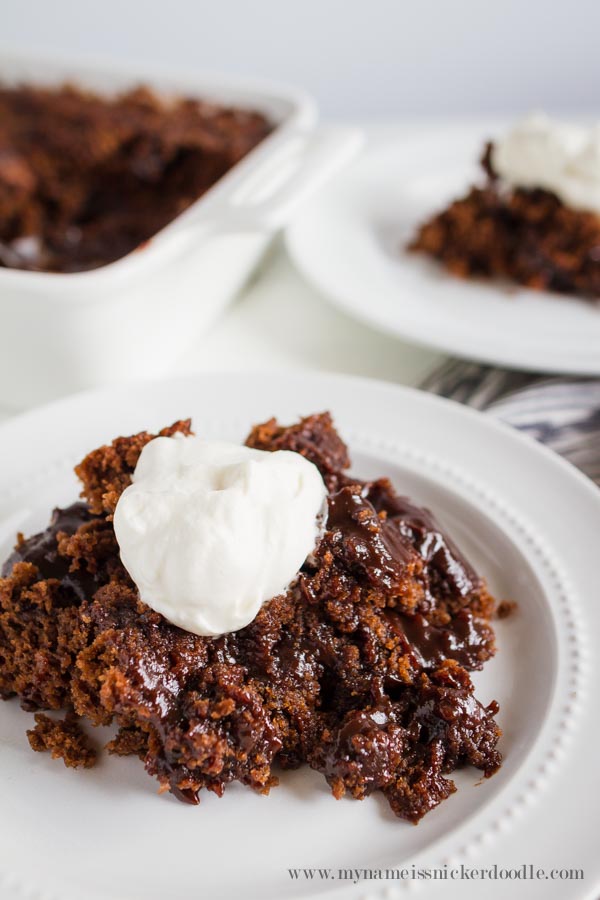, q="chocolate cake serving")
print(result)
[0,83,272,273]
[409,143,600,299]
[0,414,502,822]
